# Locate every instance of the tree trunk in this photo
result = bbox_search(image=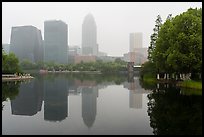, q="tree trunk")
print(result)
[164,73,166,79]
[172,73,174,79]
[157,83,160,89]
[167,74,169,79]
